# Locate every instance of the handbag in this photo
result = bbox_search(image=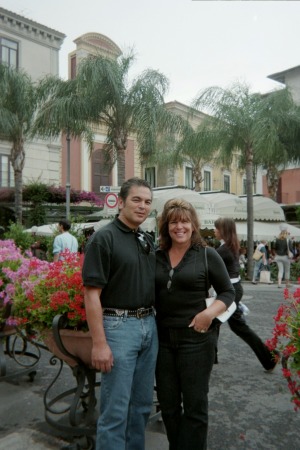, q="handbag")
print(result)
[286,239,293,259]
[204,248,236,323]
[259,266,271,284]
[253,248,263,261]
